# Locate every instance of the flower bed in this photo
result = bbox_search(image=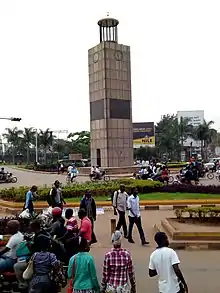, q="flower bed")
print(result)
[175,207,220,223]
